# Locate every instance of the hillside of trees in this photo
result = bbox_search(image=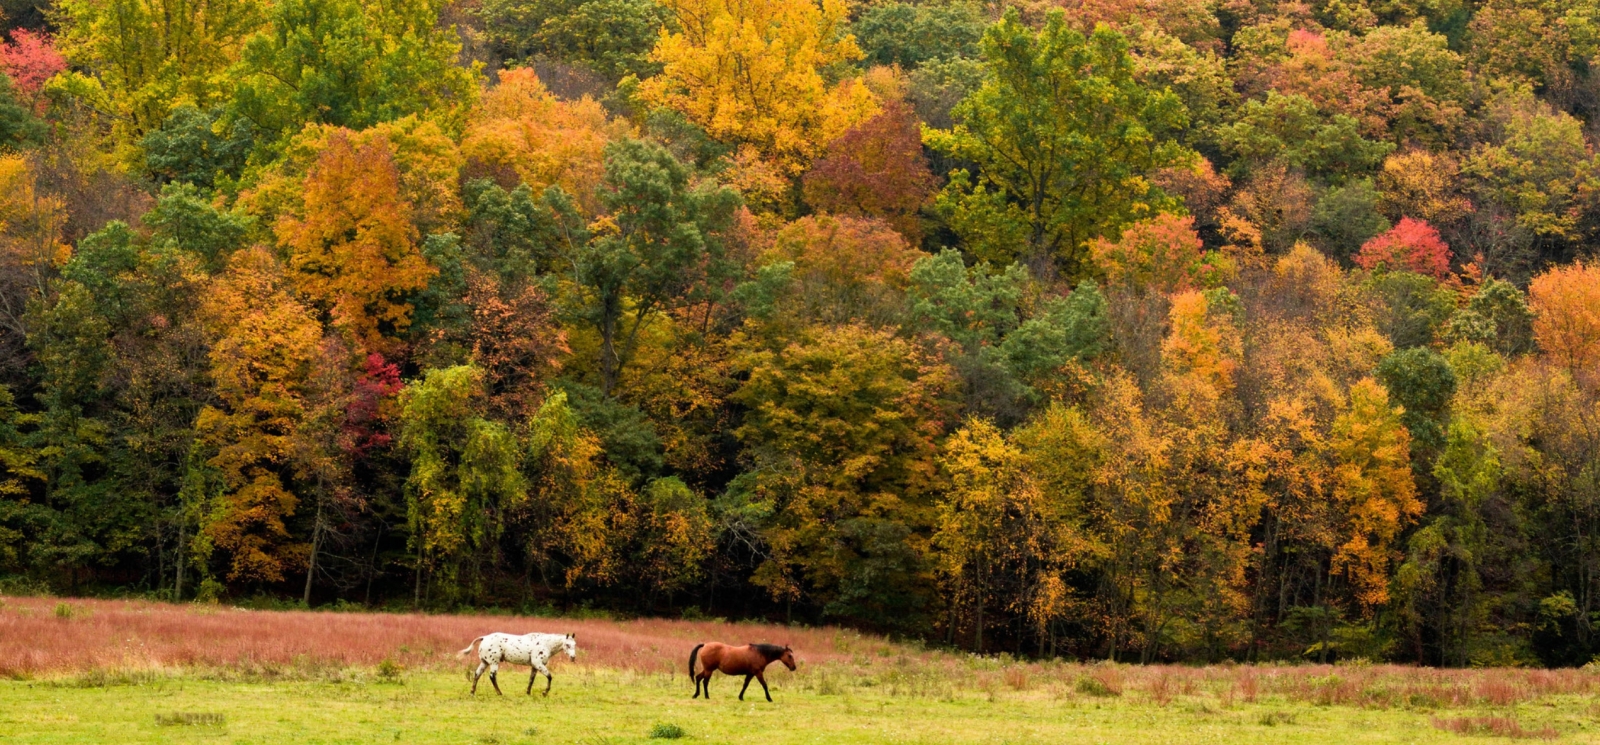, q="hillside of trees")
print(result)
[2,0,1600,667]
